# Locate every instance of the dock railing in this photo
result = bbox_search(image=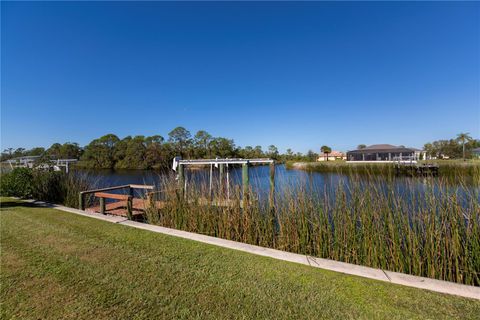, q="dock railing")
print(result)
[79,184,154,219]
